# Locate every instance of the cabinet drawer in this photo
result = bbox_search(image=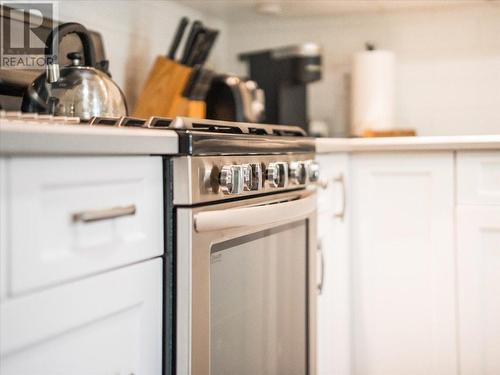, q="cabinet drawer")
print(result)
[457,151,500,205]
[7,156,163,294]
[0,259,163,375]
